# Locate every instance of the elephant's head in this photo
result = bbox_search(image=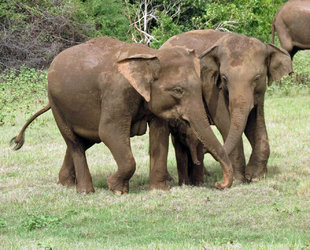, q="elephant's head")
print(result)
[199,34,293,155]
[117,47,216,155]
